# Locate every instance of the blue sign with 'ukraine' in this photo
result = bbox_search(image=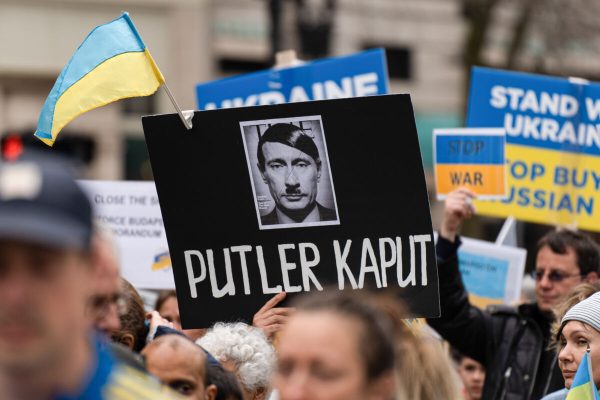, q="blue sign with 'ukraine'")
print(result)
[466,67,600,231]
[196,49,389,110]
